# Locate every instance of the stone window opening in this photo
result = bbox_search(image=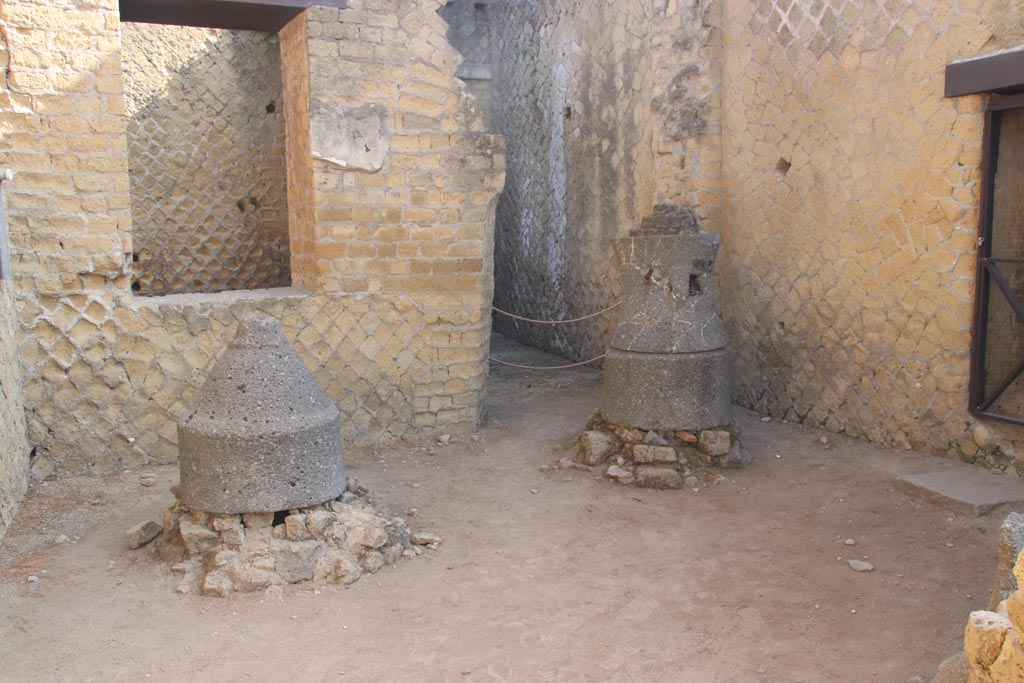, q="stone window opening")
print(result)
[121,21,292,297]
